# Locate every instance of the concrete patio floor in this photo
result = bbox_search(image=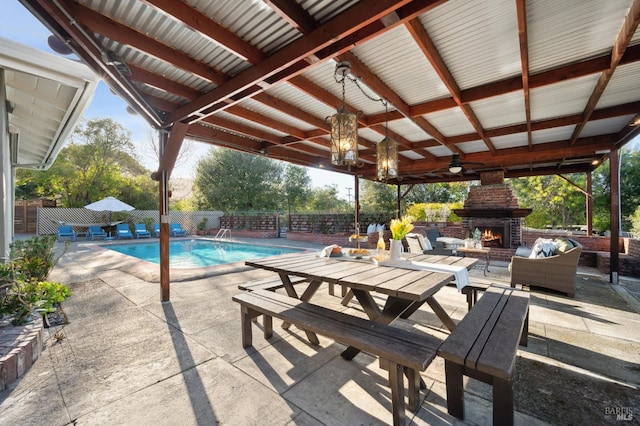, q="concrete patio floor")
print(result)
[1,237,639,425]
